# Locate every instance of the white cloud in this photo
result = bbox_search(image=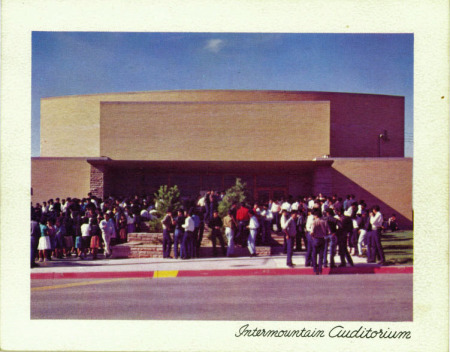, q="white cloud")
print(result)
[204,39,225,53]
